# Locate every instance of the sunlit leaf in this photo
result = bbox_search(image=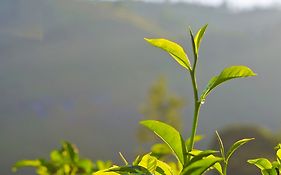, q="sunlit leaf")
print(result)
[50,150,63,163]
[144,38,191,70]
[201,65,256,101]
[226,138,254,162]
[108,165,152,174]
[261,169,279,175]
[187,150,219,165]
[12,160,42,172]
[213,162,223,175]
[248,158,272,170]
[139,154,157,173]
[93,166,125,175]
[181,155,223,175]
[194,24,208,55]
[275,144,281,163]
[140,120,187,165]
[138,154,174,175]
